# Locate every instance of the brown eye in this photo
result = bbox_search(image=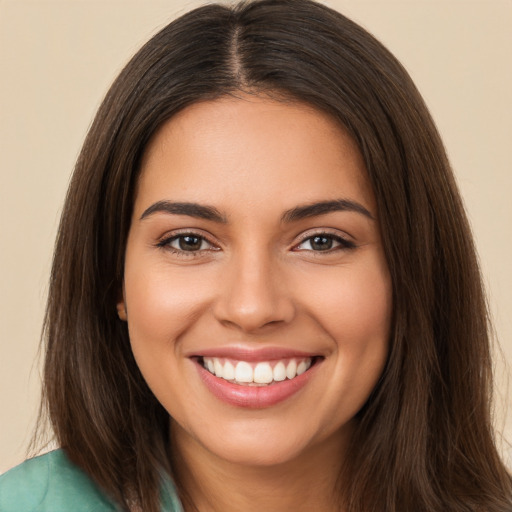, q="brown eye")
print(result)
[310,235,334,251]
[295,233,356,252]
[161,234,214,252]
[178,235,203,251]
